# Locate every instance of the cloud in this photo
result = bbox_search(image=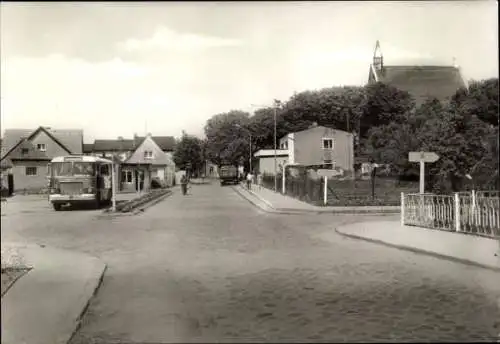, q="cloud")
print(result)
[118,26,242,53]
